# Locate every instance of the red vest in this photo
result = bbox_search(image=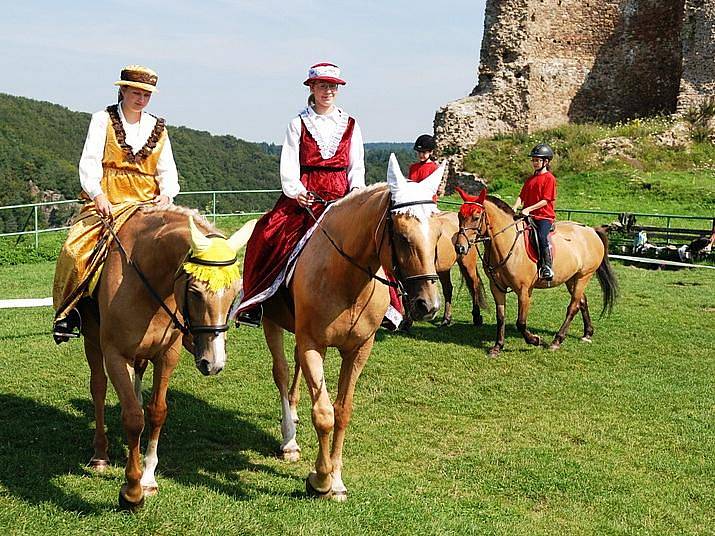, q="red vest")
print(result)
[408,160,438,182]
